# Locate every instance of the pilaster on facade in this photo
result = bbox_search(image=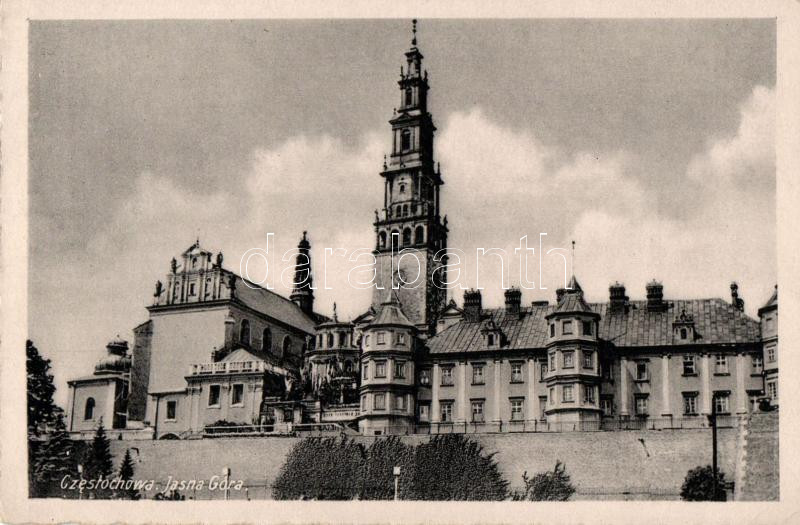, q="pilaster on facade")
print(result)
[431,363,441,423]
[458,361,467,423]
[736,351,747,414]
[619,356,630,416]
[701,353,712,414]
[661,354,672,416]
[527,357,537,420]
[493,359,502,423]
